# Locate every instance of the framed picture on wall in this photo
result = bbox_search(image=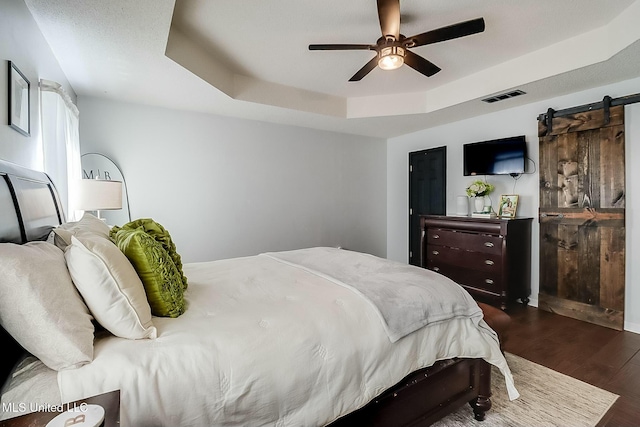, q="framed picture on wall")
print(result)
[498,194,519,218]
[8,61,31,136]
